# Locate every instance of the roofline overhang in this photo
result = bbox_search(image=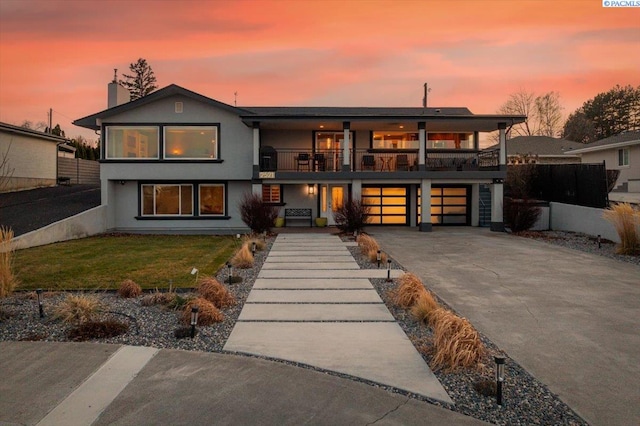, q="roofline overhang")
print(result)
[0,122,68,143]
[570,139,640,154]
